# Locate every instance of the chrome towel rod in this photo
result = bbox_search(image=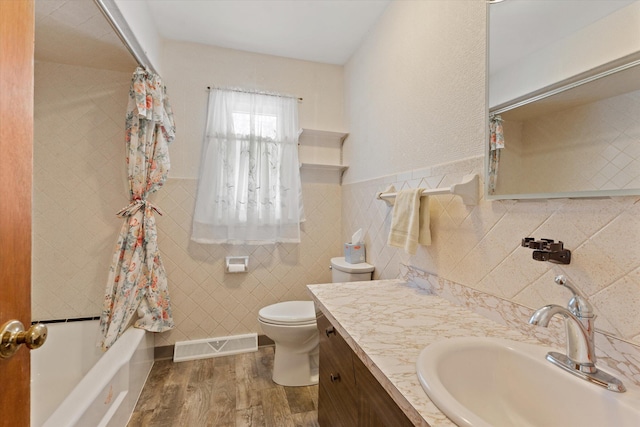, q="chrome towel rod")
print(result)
[376,174,479,206]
